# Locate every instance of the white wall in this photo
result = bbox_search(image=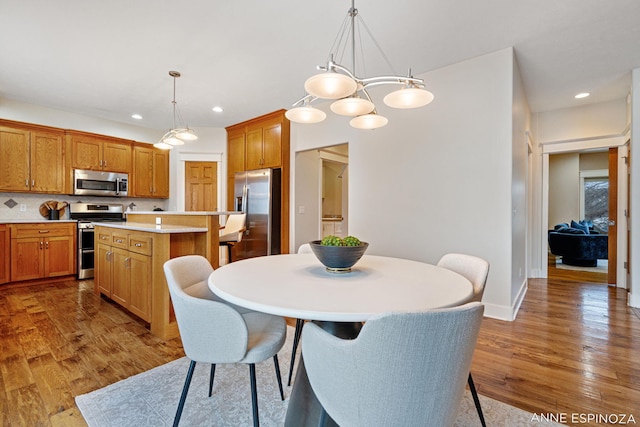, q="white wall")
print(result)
[549,154,581,225]
[511,55,530,317]
[291,48,524,320]
[536,99,628,143]
[630,68,640,307]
